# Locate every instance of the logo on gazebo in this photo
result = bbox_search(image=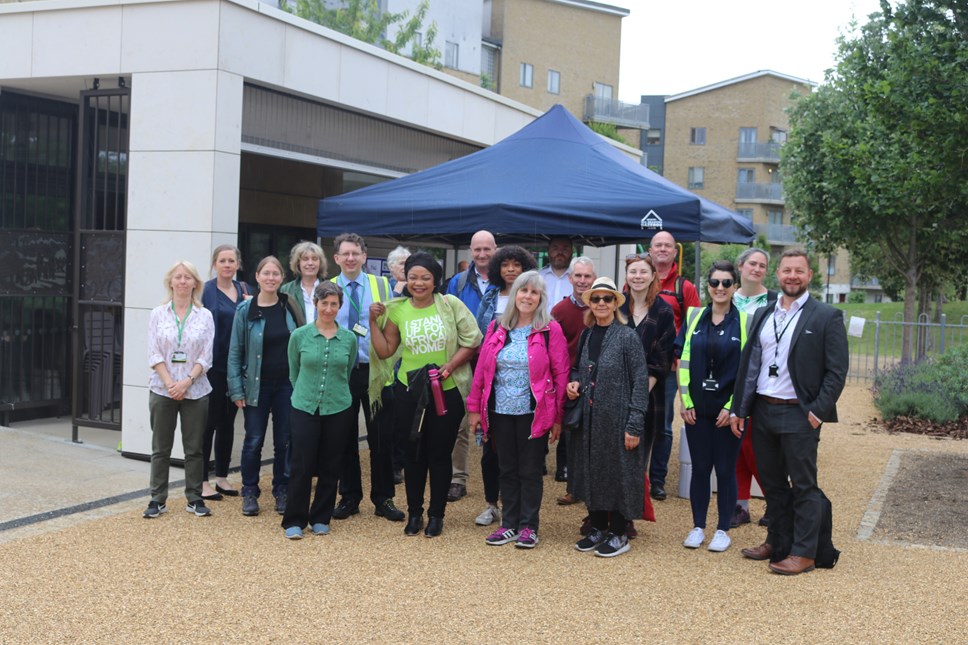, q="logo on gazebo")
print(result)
[640,210,663,230]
